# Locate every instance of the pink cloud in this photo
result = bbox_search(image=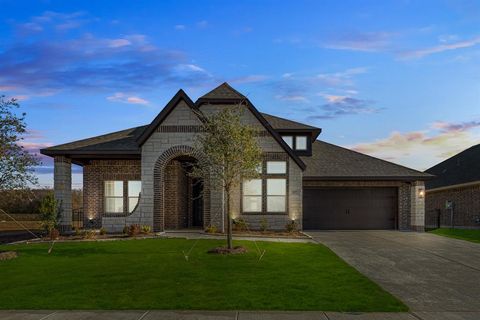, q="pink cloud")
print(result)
[107,92,149,105]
